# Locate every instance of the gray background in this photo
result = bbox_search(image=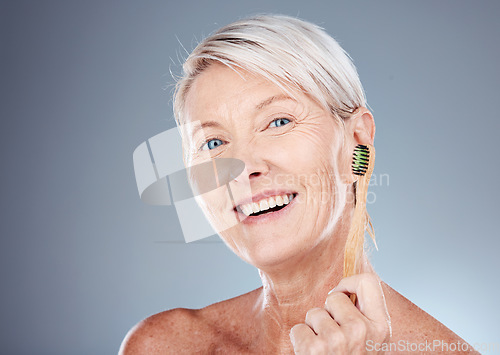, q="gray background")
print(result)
[1,1,499,354]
